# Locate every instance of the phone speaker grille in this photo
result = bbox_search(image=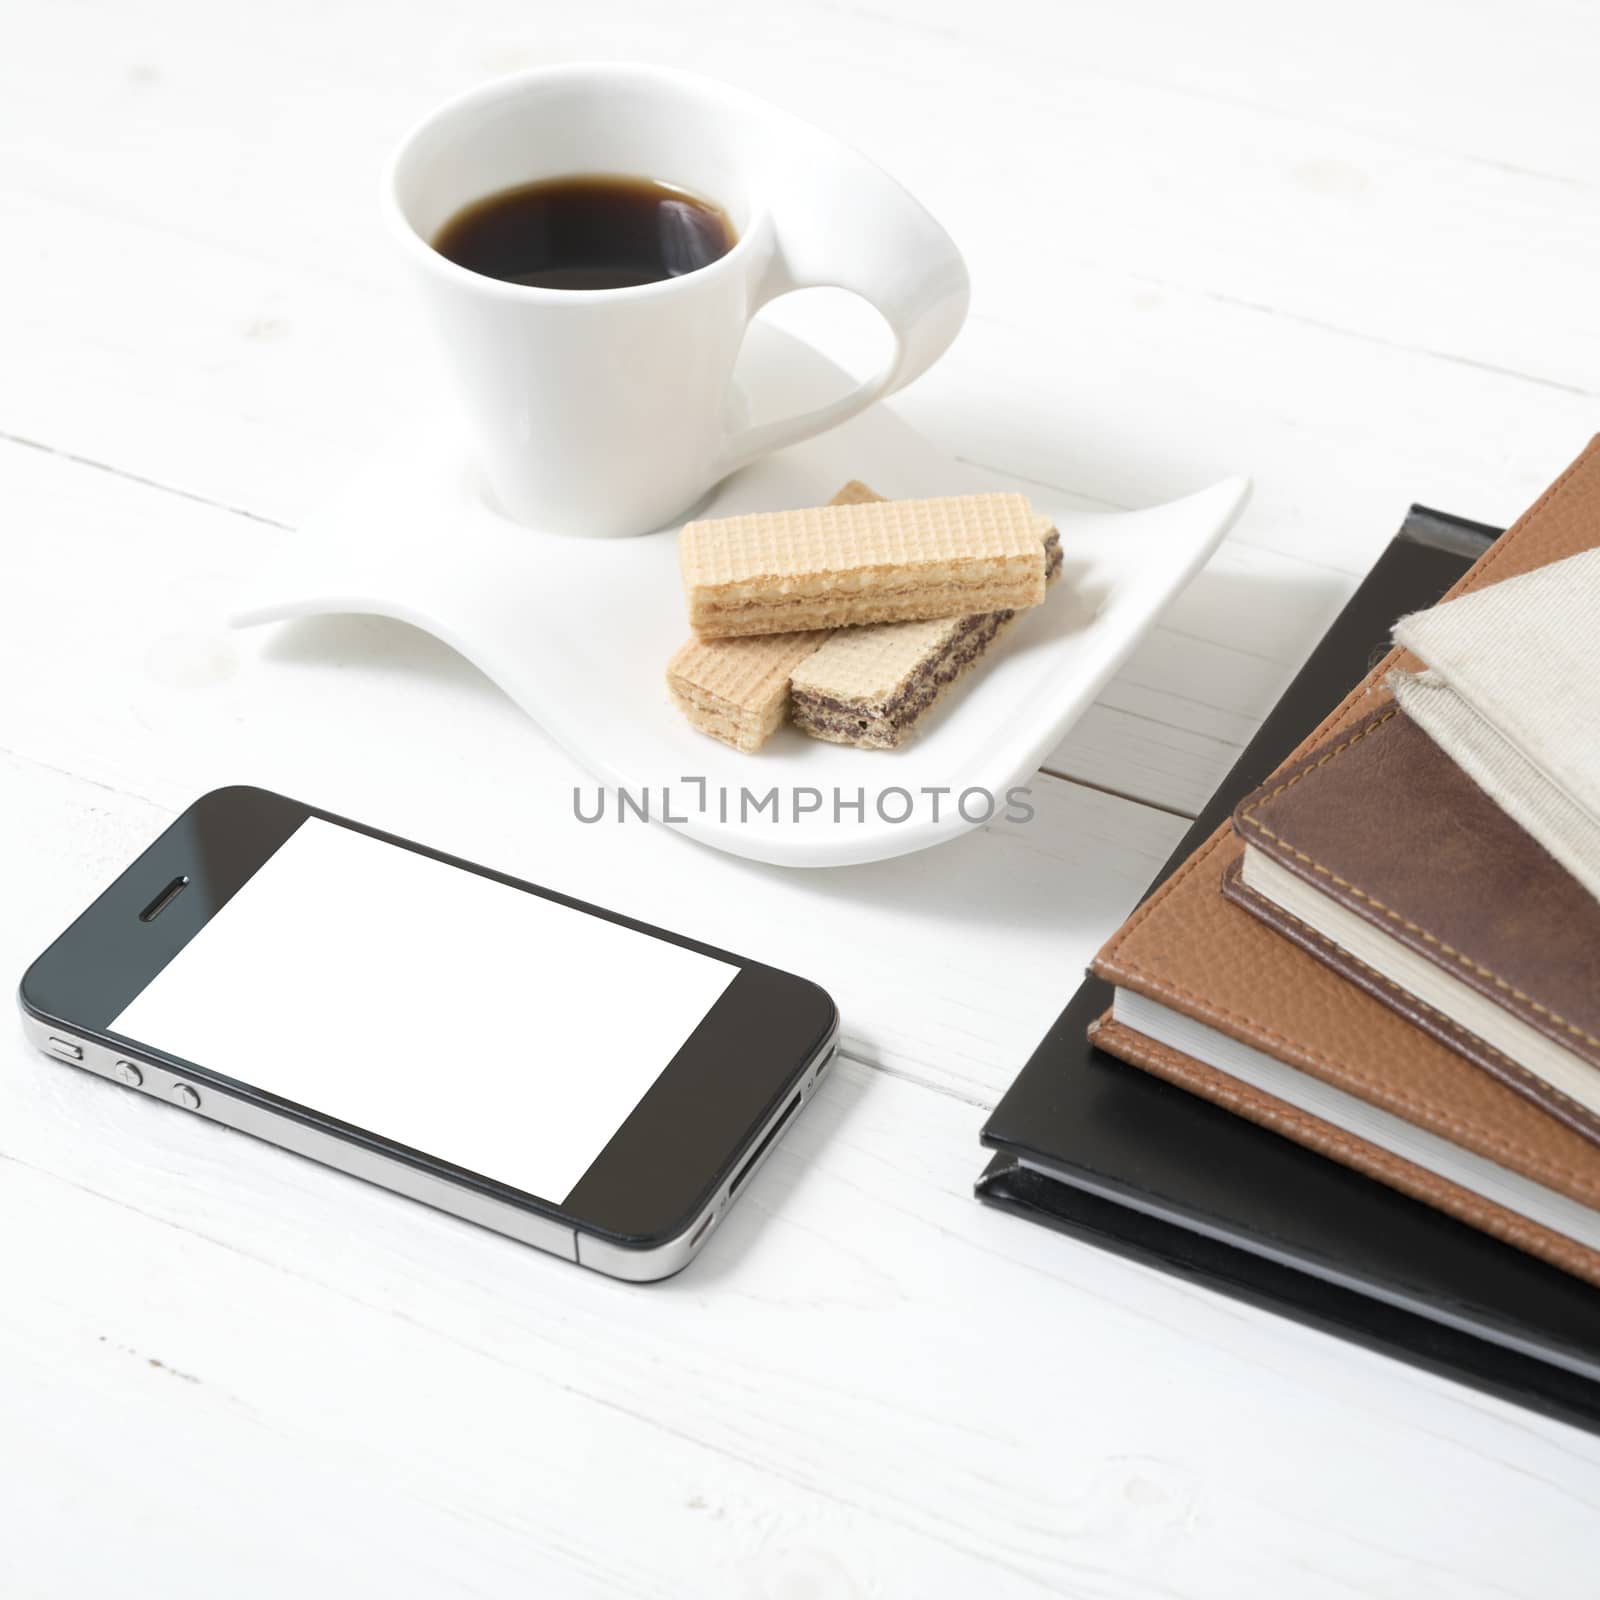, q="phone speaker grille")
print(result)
[139,875,191,922]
